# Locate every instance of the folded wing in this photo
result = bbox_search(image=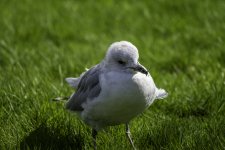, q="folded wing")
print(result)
[66,65,102,111]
